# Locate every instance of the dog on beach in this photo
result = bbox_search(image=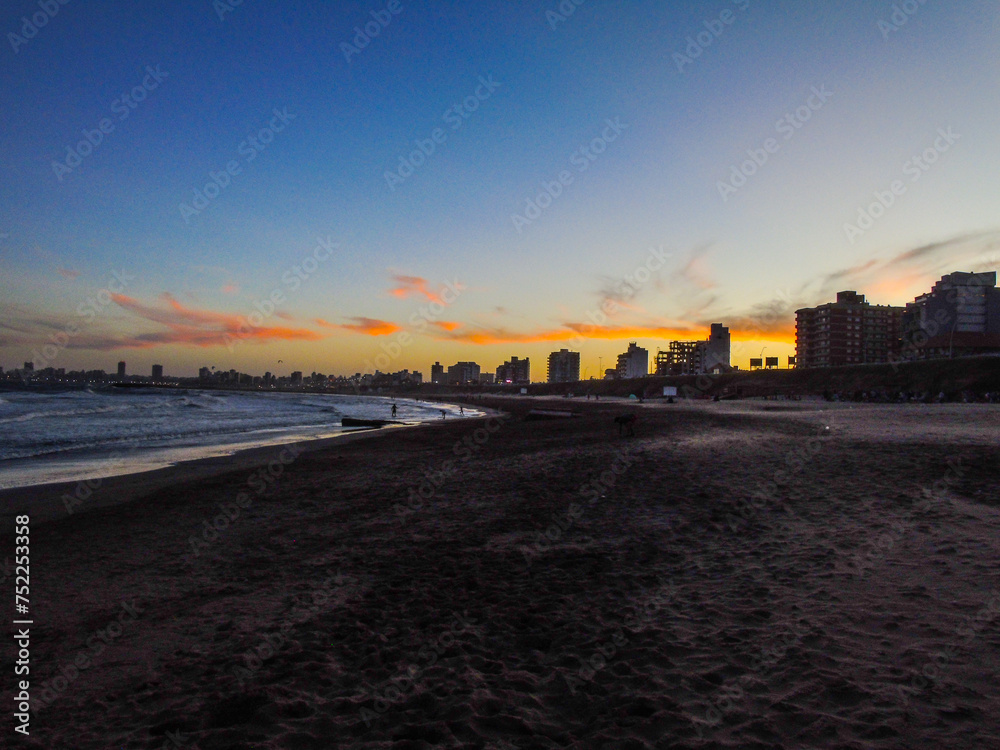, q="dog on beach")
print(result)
[614,413,637,437]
